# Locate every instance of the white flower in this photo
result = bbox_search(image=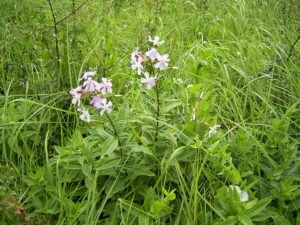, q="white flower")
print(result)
[77,107,90,122]
[154,54,170,70]
[148,36,165,46]
[229,185,249,202]
[208,124,221,137]
[80,71,96,80]
[141,72,157,89]
[131,50,144,75]
[98,98,113,115]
